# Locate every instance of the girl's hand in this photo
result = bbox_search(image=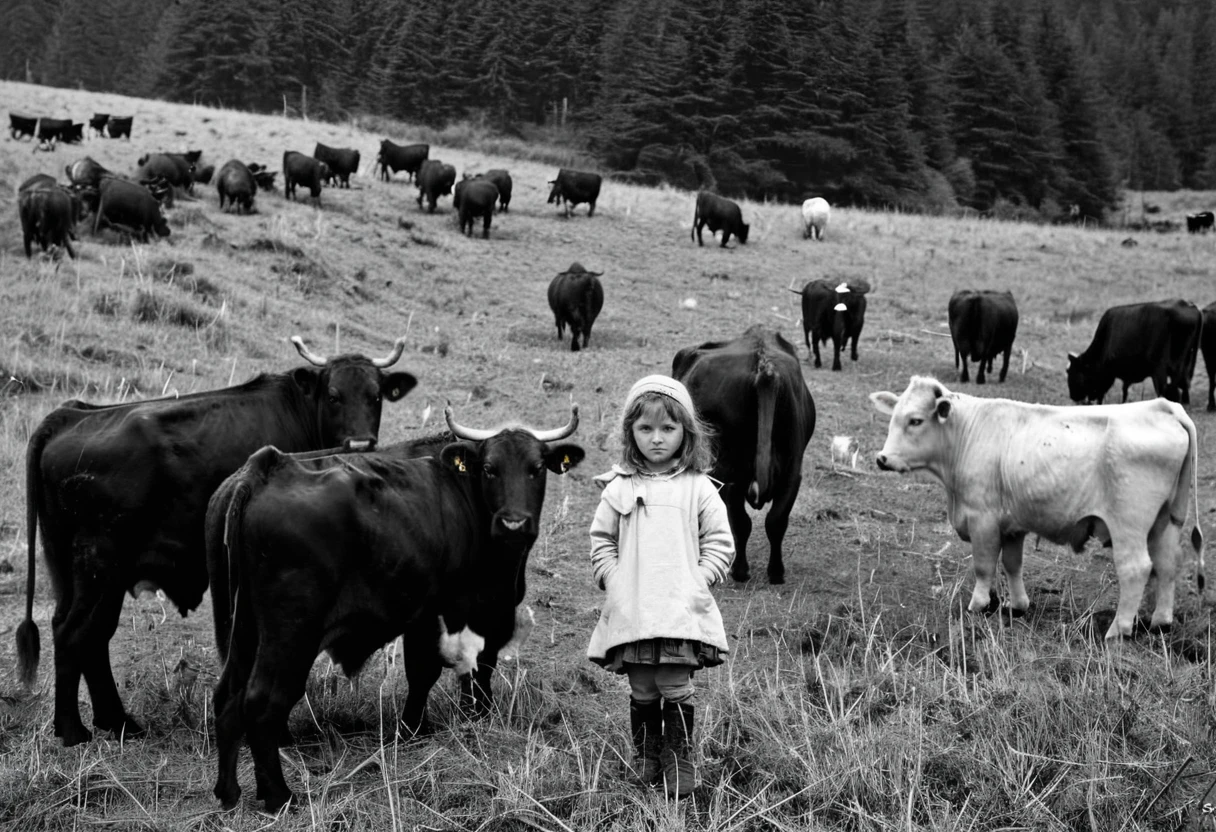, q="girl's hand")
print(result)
[698,563,717,587]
